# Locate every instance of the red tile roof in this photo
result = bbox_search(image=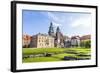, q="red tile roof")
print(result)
[23,35,32,41]
[80,35,91,40]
